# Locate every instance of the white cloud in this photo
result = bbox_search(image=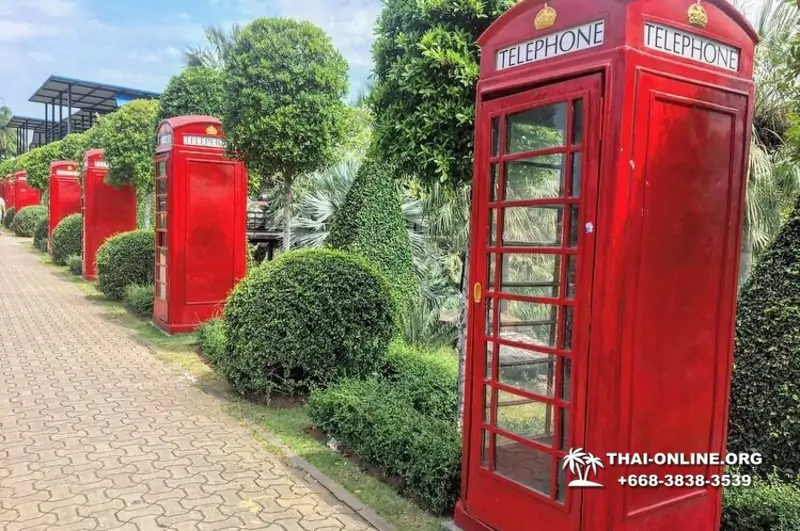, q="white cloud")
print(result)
[0,20,40,41]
